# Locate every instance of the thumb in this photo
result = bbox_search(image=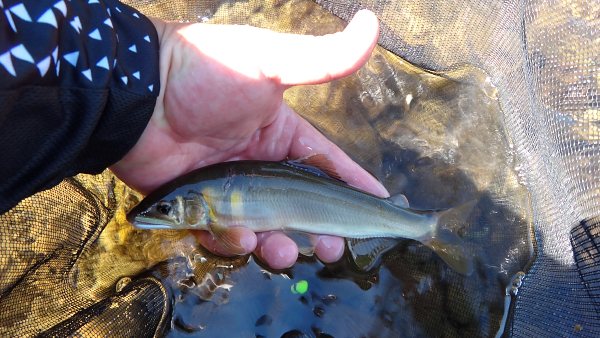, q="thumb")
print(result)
[257,10,380,86]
